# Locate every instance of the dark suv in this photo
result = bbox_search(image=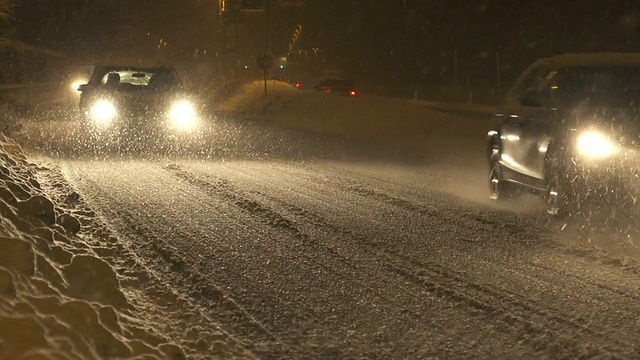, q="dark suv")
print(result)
[487,53,640,216]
